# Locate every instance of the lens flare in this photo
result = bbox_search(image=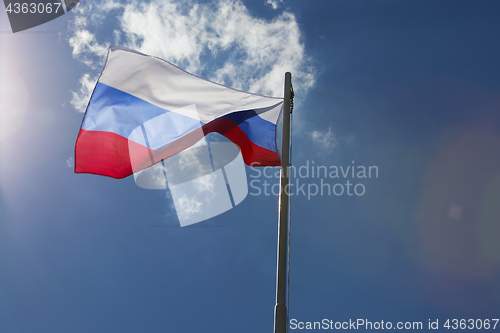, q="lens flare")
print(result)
[0,70,28,141]
[417,126,500,312]
[448,204,463,220]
